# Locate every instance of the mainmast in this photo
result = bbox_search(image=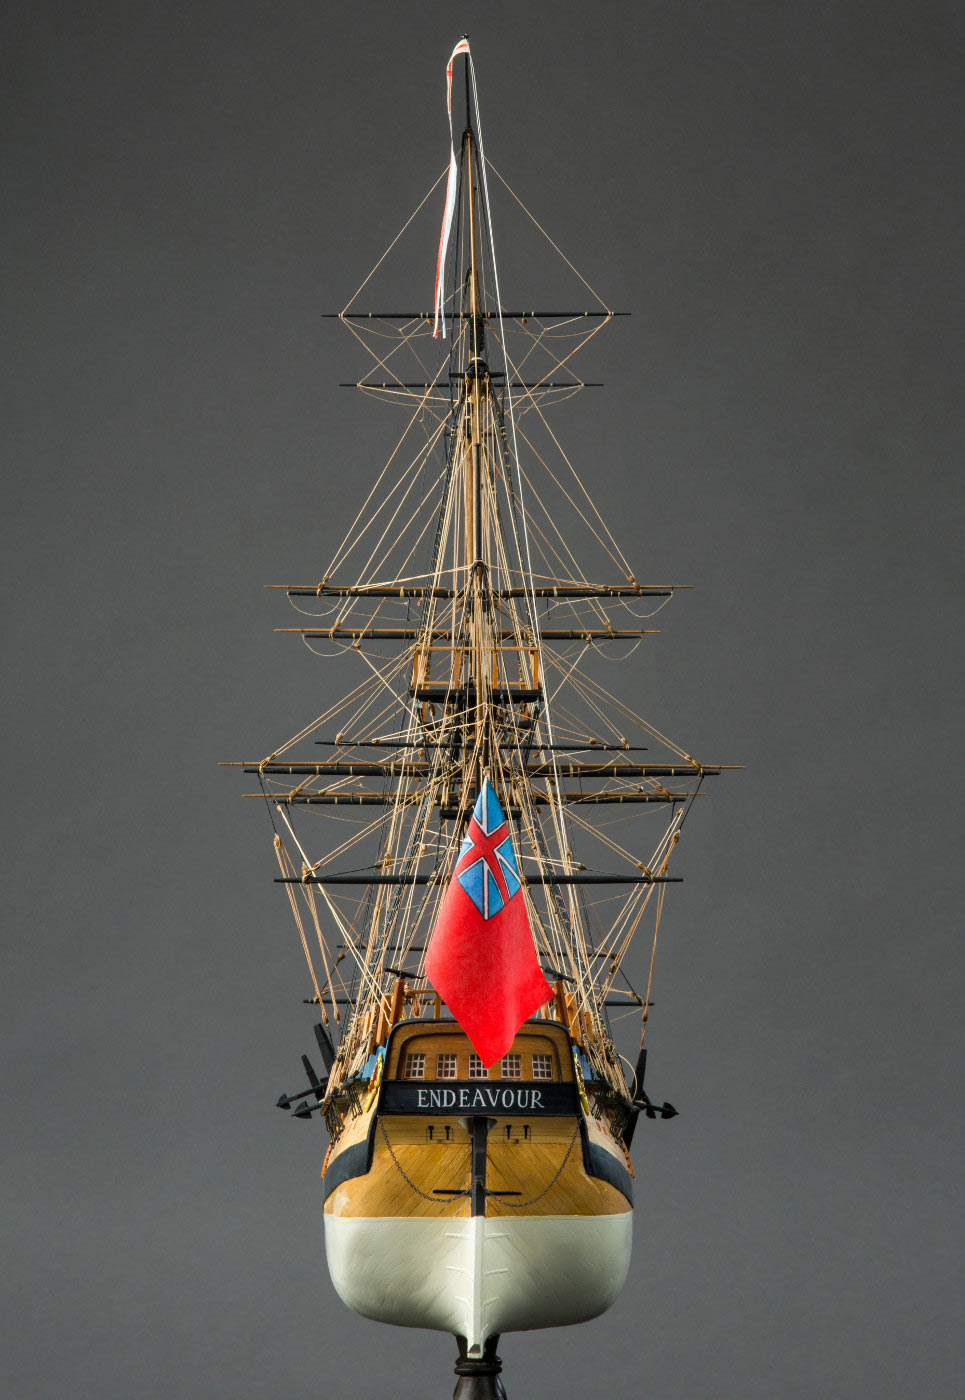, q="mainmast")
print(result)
[229,43,732,1093]
[462,120,490,788]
